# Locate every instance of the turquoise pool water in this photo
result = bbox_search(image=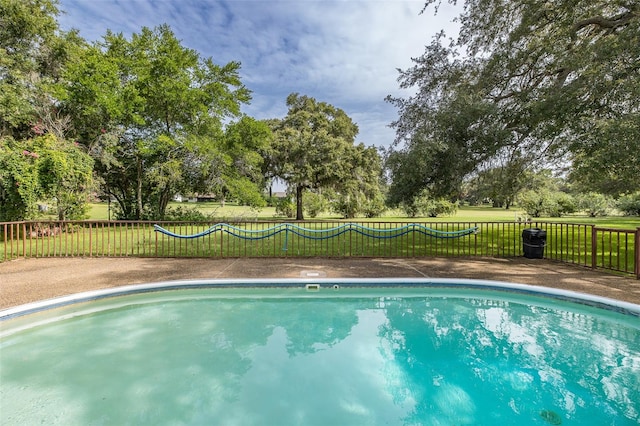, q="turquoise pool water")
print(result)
[1,282,639,425]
